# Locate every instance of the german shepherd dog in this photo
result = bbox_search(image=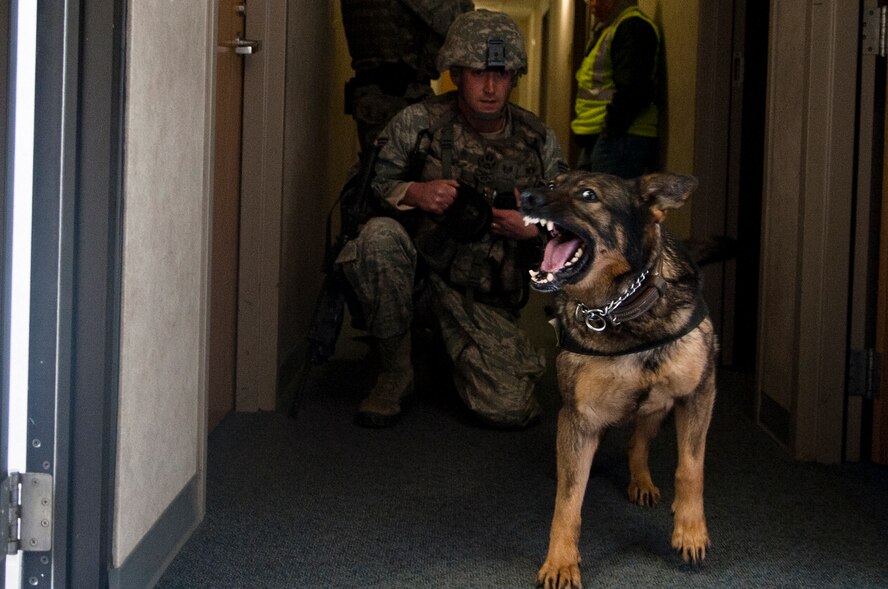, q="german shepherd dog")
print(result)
[519,171,717,589]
